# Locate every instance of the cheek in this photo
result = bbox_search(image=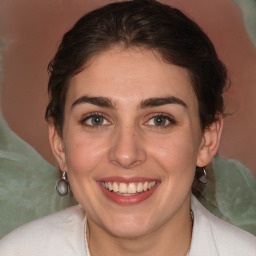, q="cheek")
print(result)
[63,133,109,175]
[62,133,111,205]
[148,131,200,178]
